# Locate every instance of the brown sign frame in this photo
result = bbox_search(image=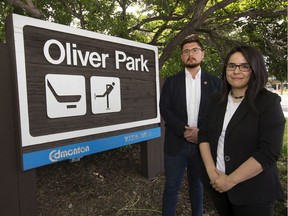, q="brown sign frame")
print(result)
[6,14,161,170]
